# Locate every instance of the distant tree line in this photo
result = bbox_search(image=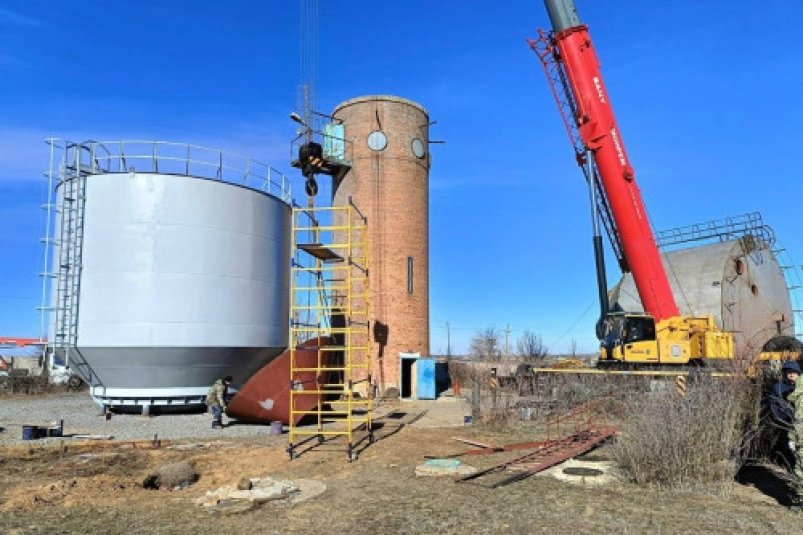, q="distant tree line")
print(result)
[468,326,548,362]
